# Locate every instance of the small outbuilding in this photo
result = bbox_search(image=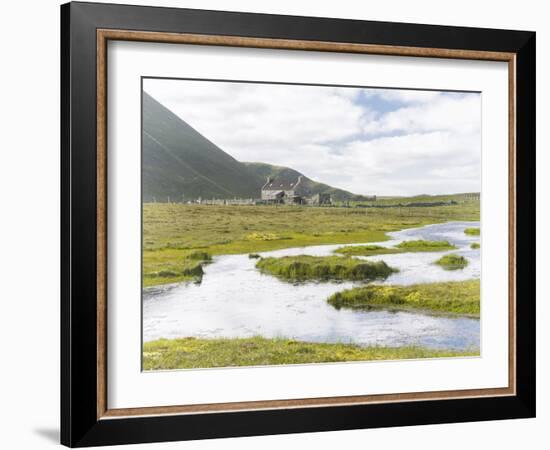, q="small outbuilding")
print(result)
[308,193,332,205]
